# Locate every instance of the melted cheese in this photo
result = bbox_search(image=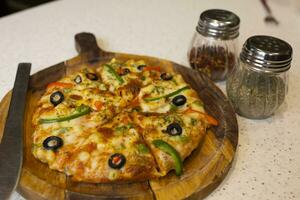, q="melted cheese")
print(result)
[32,59,210,183]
